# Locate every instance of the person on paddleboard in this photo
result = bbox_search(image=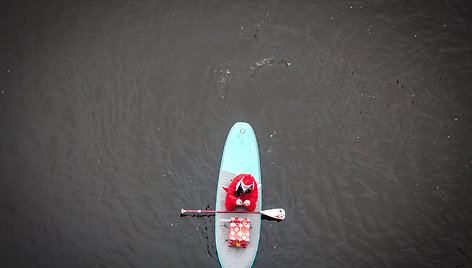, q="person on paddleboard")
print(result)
[224,174,258,211]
